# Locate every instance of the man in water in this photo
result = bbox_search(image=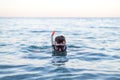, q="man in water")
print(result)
[51,32,67,56]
